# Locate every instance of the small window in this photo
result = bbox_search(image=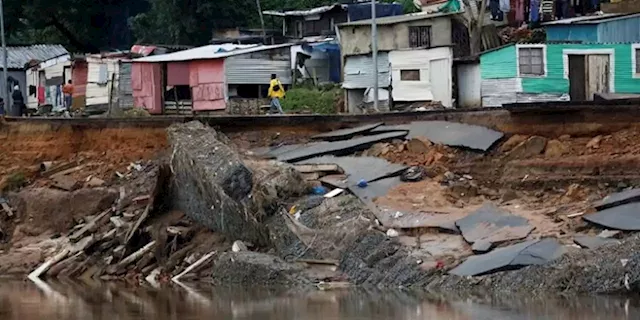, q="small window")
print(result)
[400,69,421,81]
[409,26,431,48]
[518,47,545,76]
[635,48,640,74]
